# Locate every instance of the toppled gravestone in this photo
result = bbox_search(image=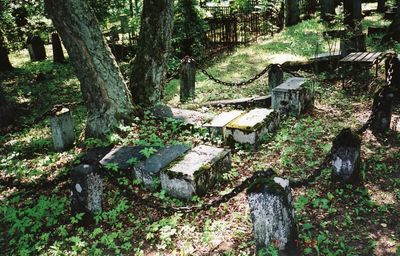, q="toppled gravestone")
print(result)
[71,164,103,224]
[331,128,361,184]
[133,144,190,190]
[99,146,148,171]
[247,175,298,254]
[160,145,231,200]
